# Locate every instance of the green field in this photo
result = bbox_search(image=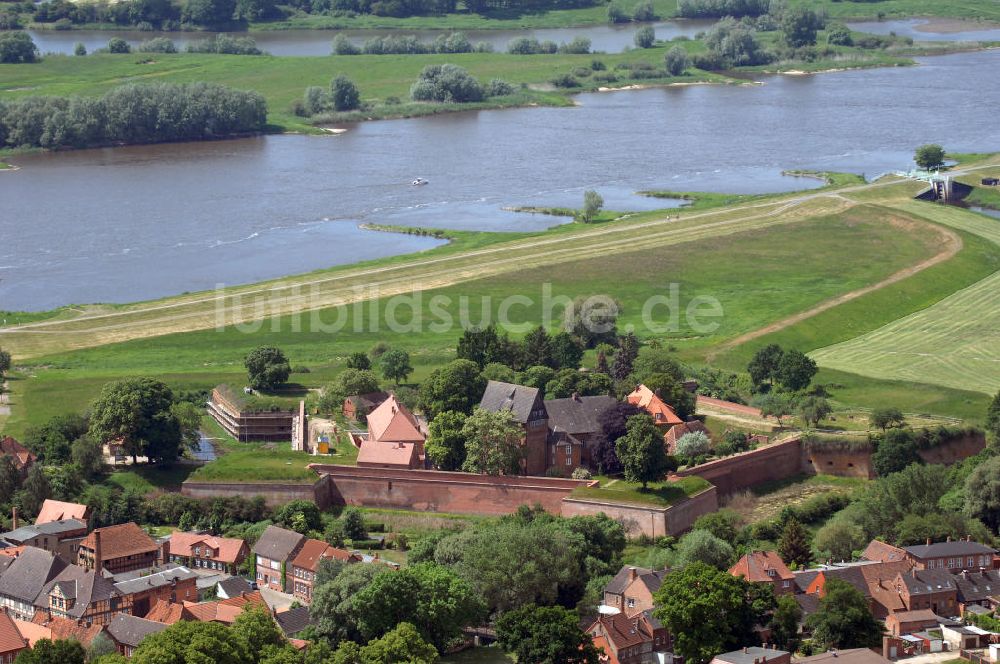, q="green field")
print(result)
[811,202,1000,395]
[570,475,712,507]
